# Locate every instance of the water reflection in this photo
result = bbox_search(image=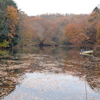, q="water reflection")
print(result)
[0,47,100,100]
[0,59,24,99]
